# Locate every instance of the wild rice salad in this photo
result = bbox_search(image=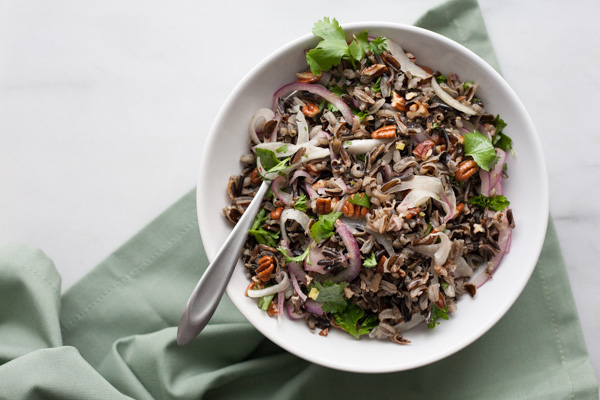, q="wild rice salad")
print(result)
[223,18,514,343]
